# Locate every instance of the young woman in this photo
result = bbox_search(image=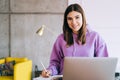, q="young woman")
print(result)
[41,3,108,77]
